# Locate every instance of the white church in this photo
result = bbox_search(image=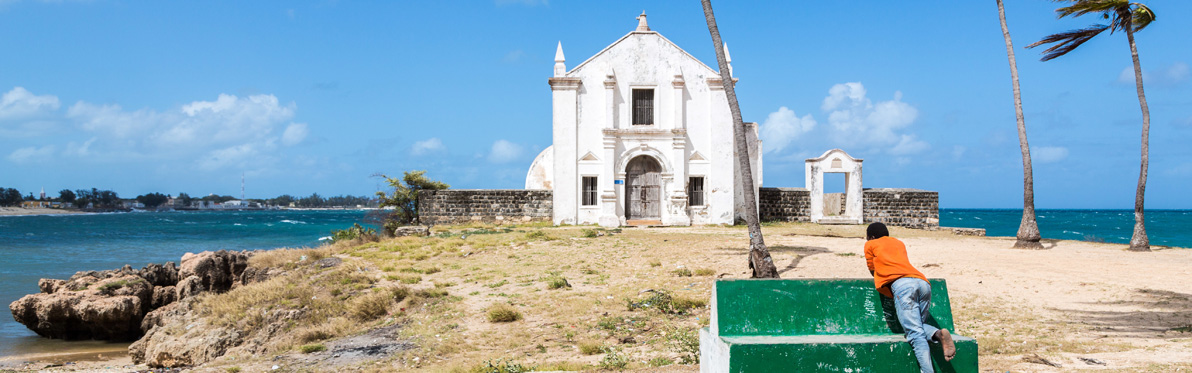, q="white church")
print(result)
[525,13,762,227]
